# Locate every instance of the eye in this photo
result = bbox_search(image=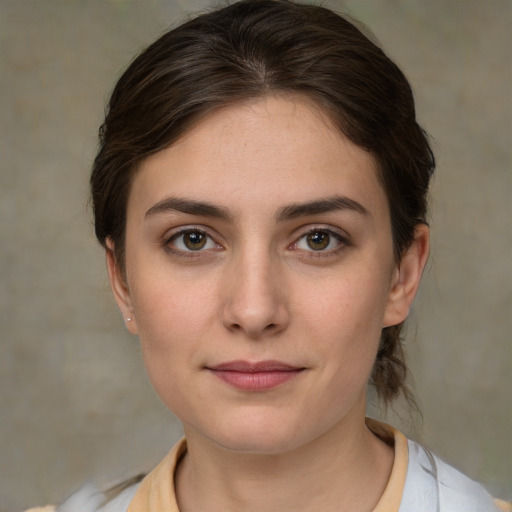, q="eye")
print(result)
[293,229,346,253]
[167,229,220,252]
